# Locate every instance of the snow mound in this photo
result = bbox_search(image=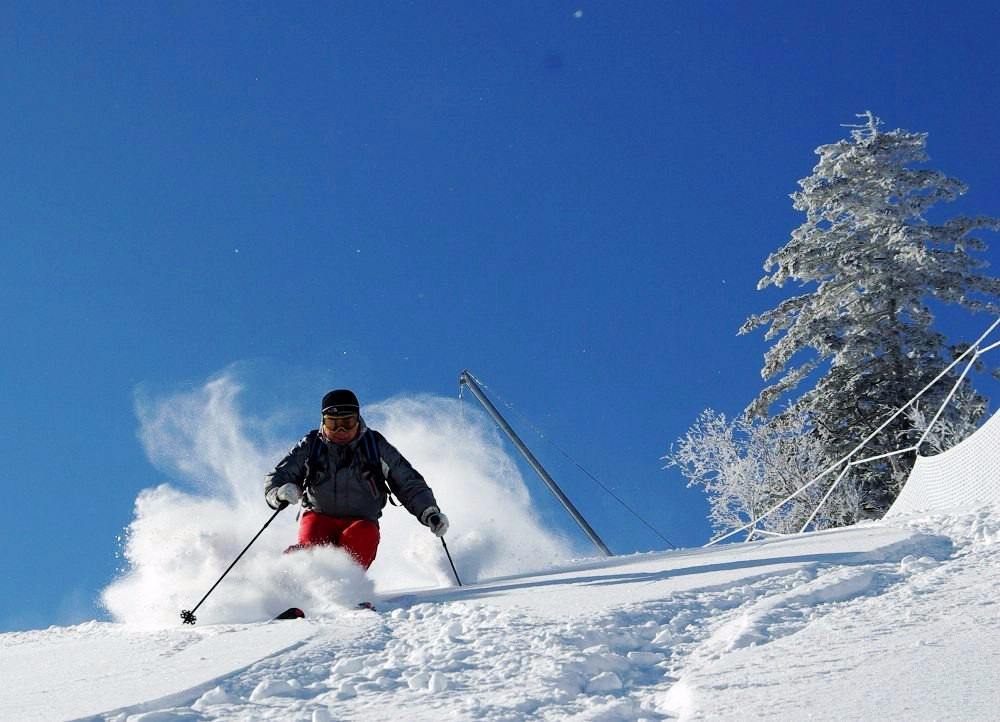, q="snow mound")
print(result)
[8,511,998,720]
